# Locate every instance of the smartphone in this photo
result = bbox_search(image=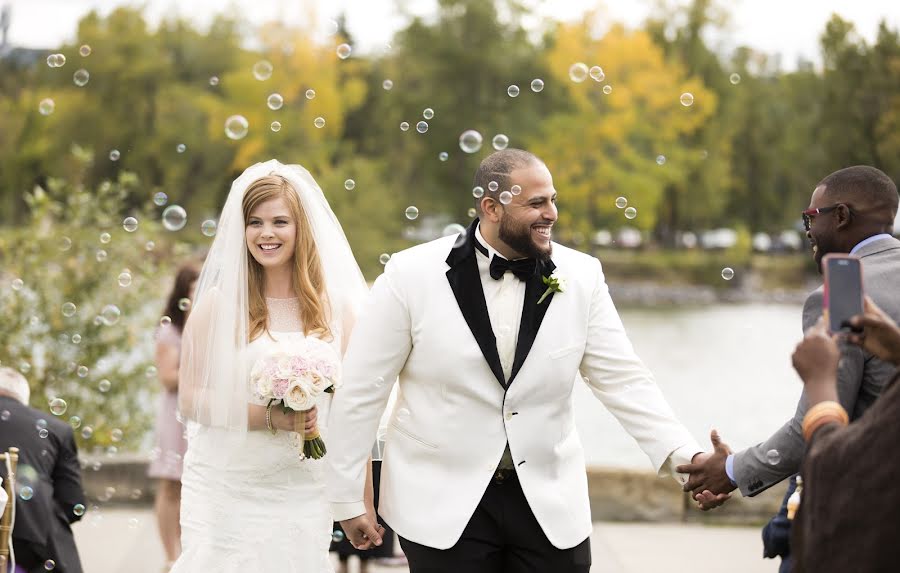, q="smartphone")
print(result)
[822,254,864,333]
